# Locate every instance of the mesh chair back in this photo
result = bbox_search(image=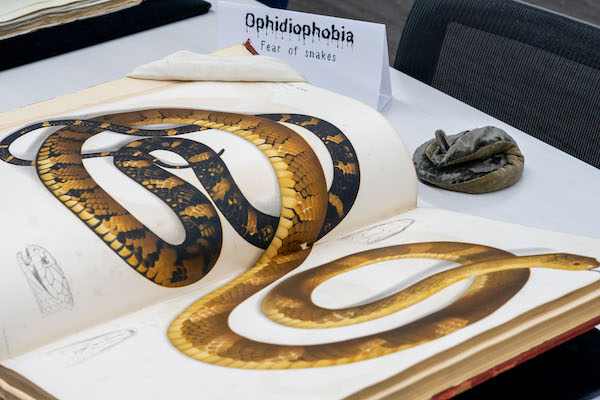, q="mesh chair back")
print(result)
[395,0,600,169]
